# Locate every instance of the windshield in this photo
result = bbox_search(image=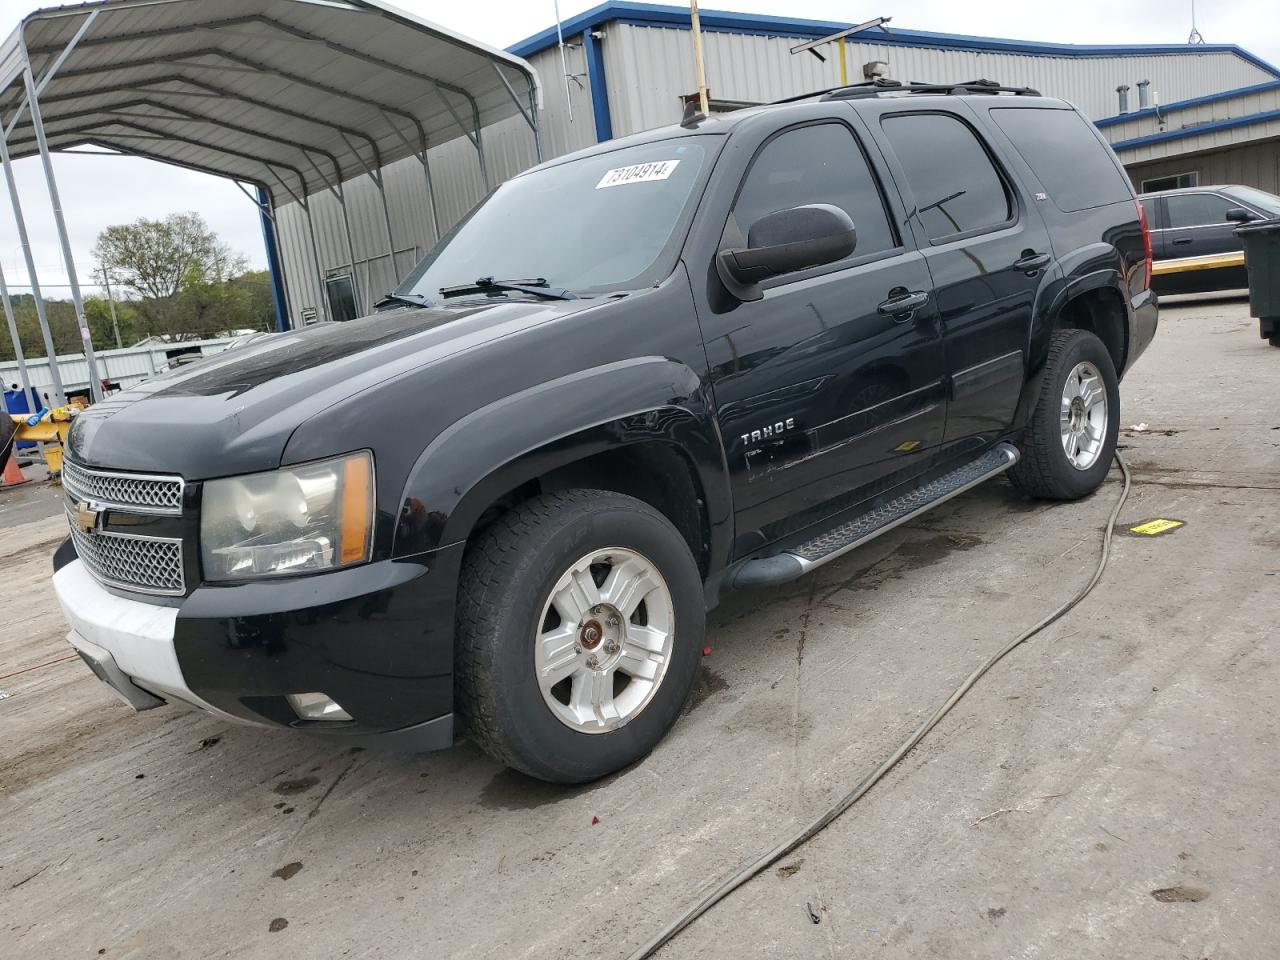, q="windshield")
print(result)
[1224,185,1280,217]
[396,137,715,299]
